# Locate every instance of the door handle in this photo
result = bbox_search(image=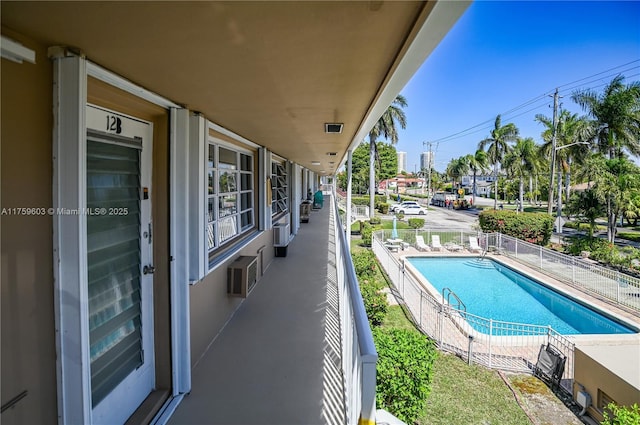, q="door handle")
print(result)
[143,265,155,275]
